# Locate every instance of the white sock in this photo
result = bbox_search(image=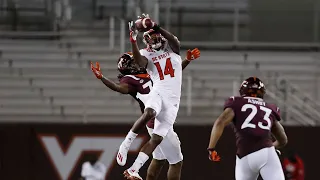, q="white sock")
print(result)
[129,152,149,172]
[123,130,138,147]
